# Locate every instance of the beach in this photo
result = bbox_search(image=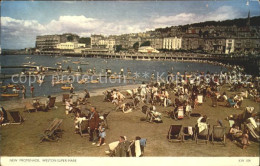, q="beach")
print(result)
[0,83,259,157]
